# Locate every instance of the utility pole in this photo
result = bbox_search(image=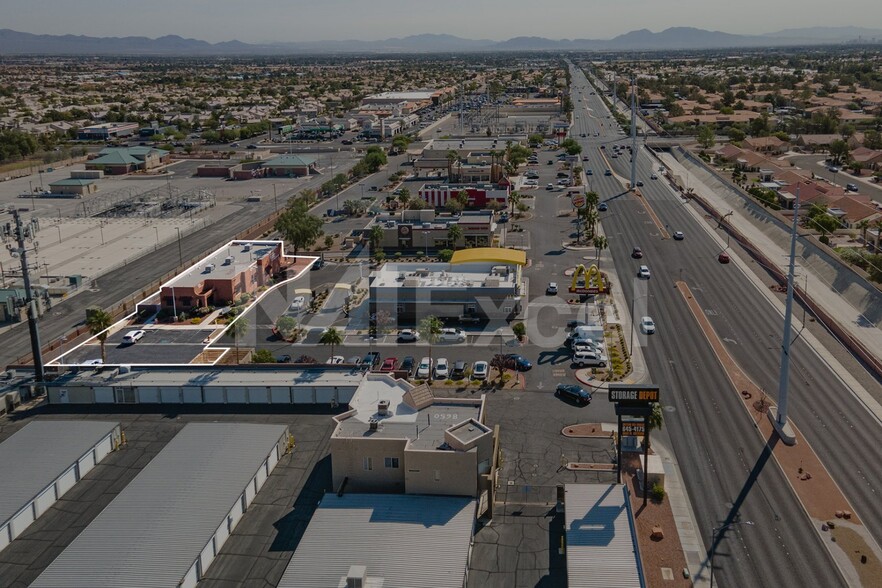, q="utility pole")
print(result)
[10,208,45,382]
[630,76,638,189]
